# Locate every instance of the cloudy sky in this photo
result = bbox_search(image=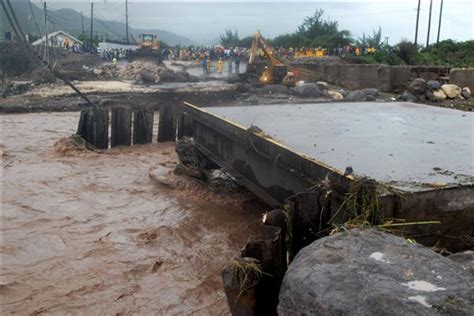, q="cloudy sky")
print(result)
[40,0,473,44]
